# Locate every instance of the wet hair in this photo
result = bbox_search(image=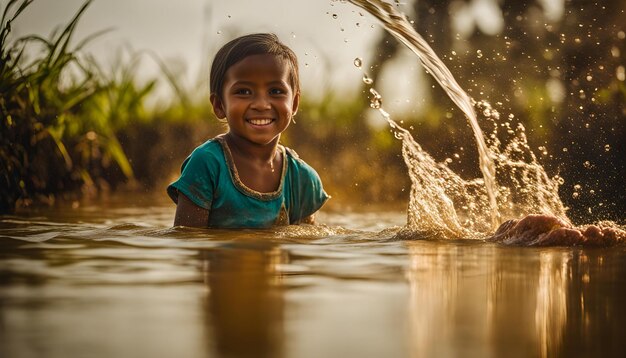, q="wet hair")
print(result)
[209,33,300,100]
